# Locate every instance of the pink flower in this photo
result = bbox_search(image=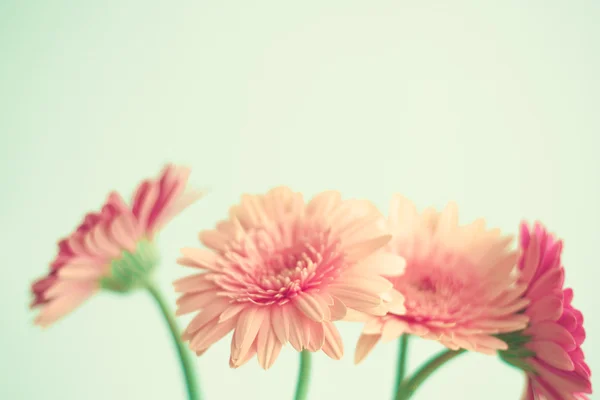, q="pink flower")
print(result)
[499,222,591,400]
[174,187,405,369]
[354,195,529,363]
[31,164,201,327]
